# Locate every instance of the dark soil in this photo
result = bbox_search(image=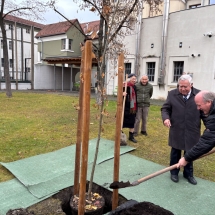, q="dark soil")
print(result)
[111,201,174,215]
[6,182,173,215]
